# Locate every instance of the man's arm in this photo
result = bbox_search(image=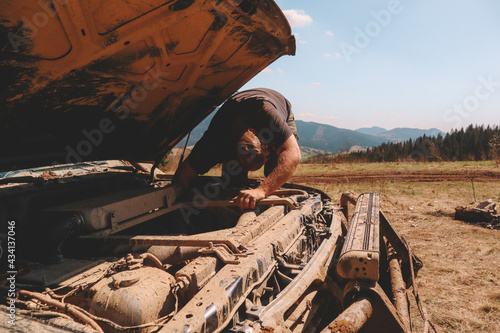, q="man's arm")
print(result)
[235,135,301,209]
